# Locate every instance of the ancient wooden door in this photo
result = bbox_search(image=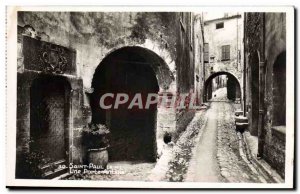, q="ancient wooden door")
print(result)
[30,78,69,177]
